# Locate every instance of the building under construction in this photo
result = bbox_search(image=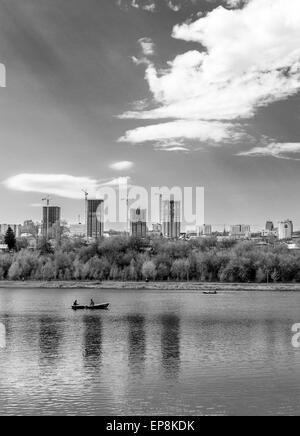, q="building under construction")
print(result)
[162,199,181,239]
[130,208,147,238]
[86,199,104,240]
